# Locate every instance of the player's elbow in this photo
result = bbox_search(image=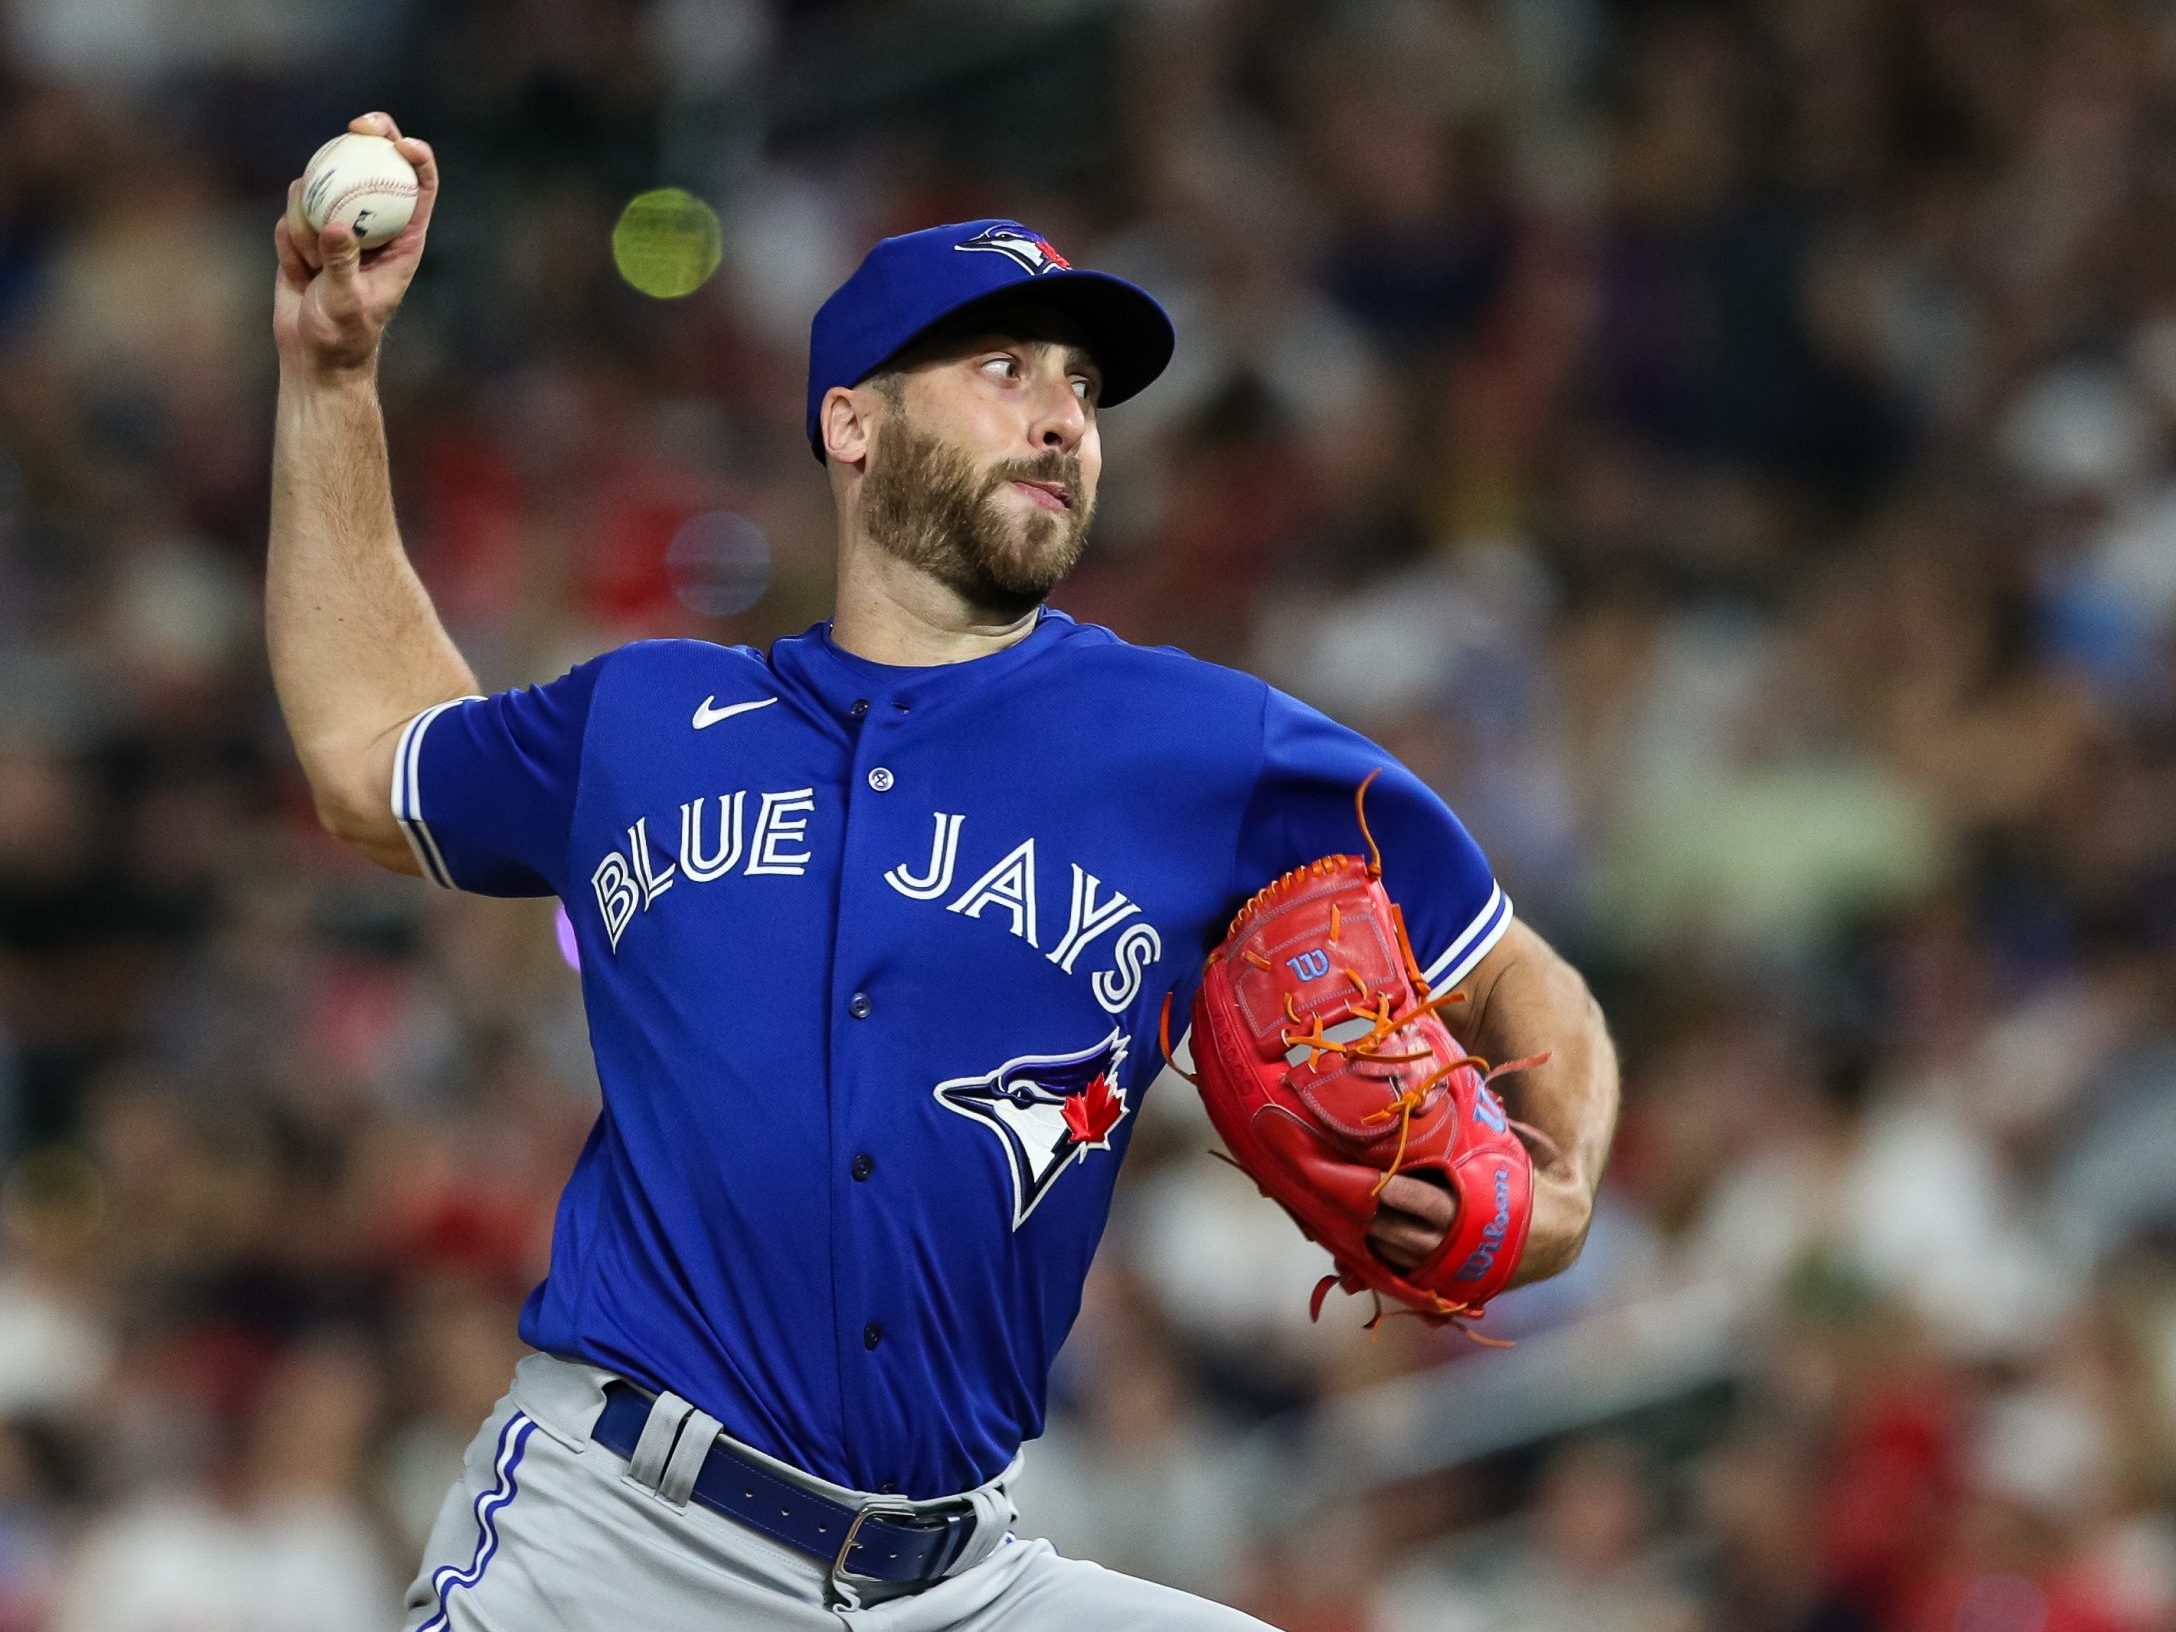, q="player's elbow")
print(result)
[302,725,420,876]
[307,776,418,875]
